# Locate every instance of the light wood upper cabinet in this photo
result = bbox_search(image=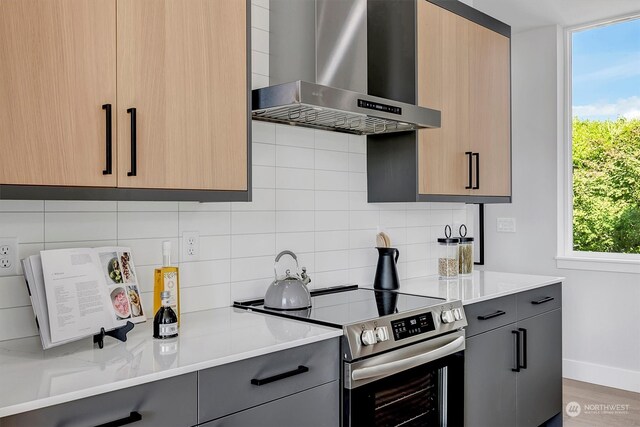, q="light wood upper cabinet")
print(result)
[469,23,511,197]
[0,0,248,200]
[117,0,248,191]
[417,0,511,198]
[0,0,117,187]
[418,2,470,195]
